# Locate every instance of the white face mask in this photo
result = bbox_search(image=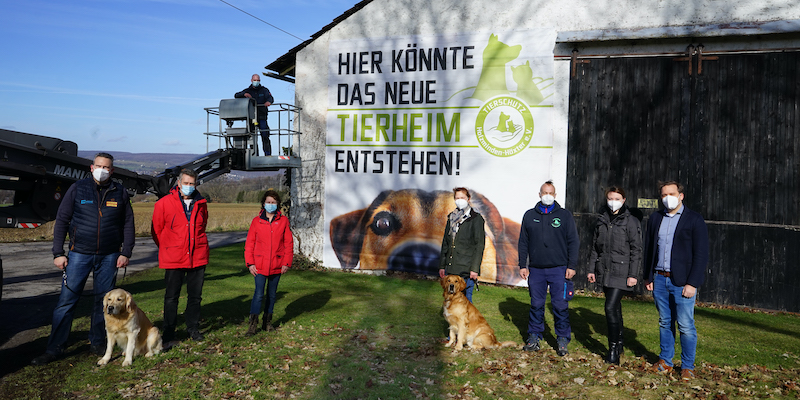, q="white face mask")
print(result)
[92,167,110,182]
[607,200,623,212]
[252,80,261,87]
[541,194,555,206]
[662,195,680,210]
[454,198,468,210]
